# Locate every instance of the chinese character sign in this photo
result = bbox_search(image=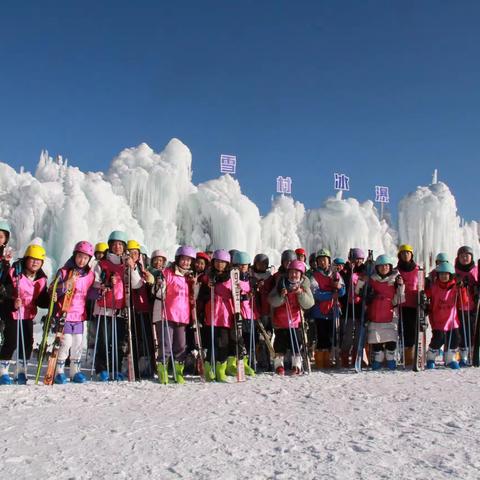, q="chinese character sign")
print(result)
[276,176,292,194]
[334,173,350,191]
[220,154,237,174]
[375,186,390,203]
